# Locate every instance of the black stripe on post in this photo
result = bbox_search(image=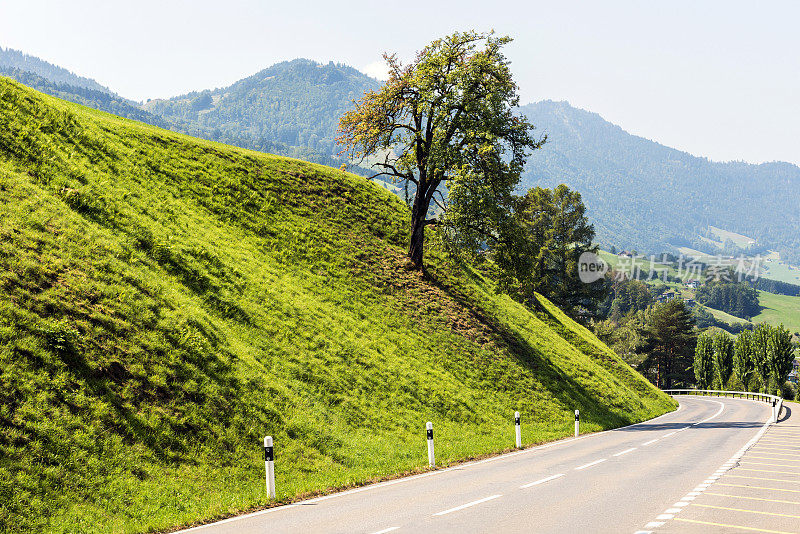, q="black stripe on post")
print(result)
[264,446,274,462]
[515,415,521,425]
[427,428,433,440]
[575,412,579,421]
